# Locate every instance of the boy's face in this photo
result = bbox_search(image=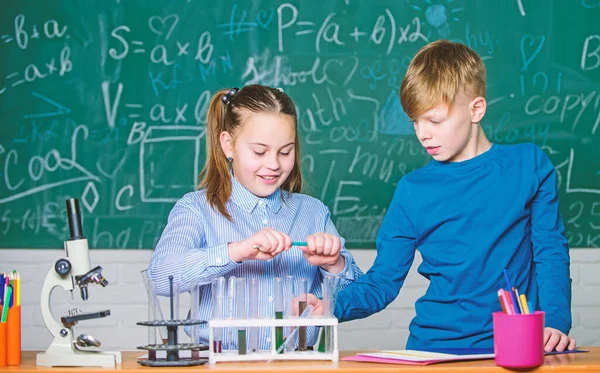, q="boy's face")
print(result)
[220,111,297,197]
[412,92,484,163]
